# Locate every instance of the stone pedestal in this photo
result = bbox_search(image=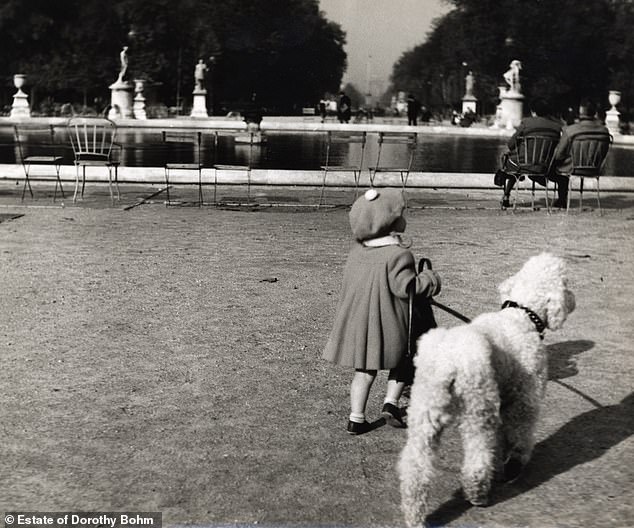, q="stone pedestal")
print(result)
[462,95,477,115]
[492,86,524,129]
[11,74,31,118]
[133,79,147,120]
[108,79,133,119]
[190,88,208,118]
[606,110,620,135]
